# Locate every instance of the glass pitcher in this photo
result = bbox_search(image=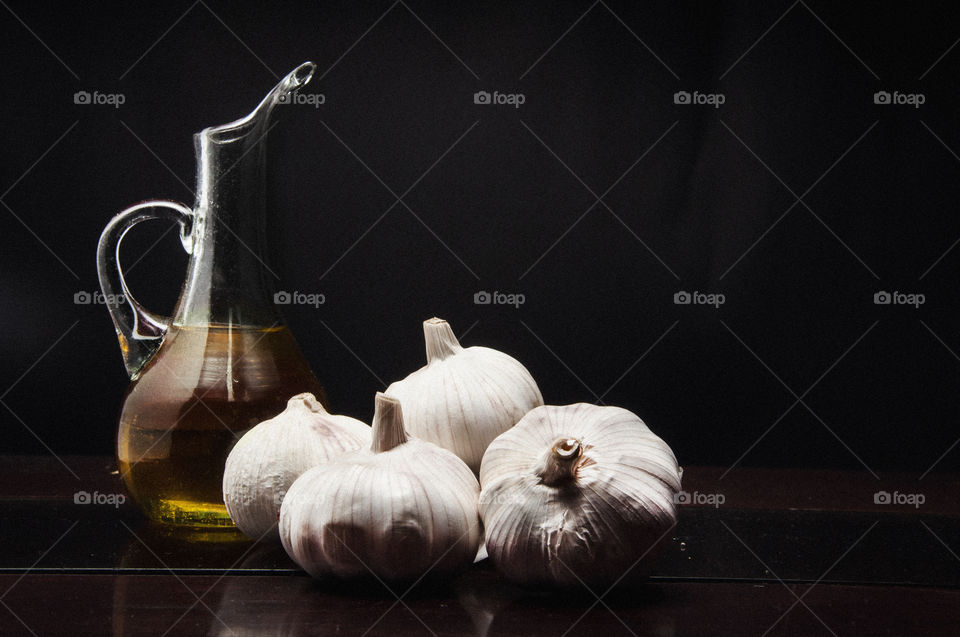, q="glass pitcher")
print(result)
[97,62,327,528]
